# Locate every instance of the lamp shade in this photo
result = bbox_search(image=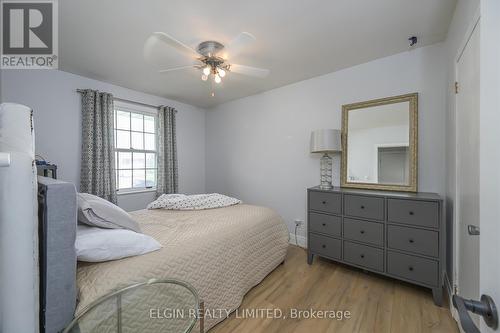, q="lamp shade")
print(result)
[310,129,341,153]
